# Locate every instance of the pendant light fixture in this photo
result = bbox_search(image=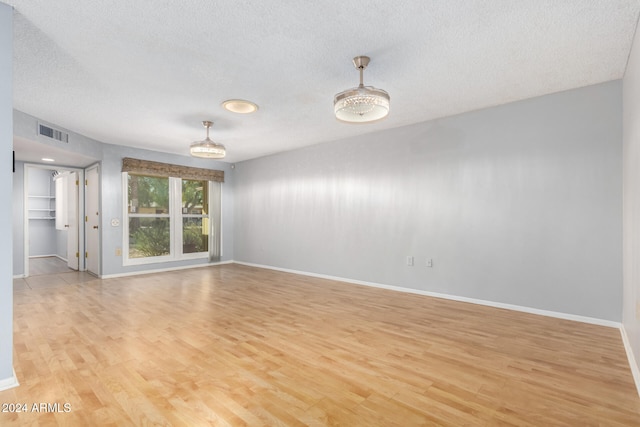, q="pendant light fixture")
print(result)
[190,120,226,159]
[334,56,390,123]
